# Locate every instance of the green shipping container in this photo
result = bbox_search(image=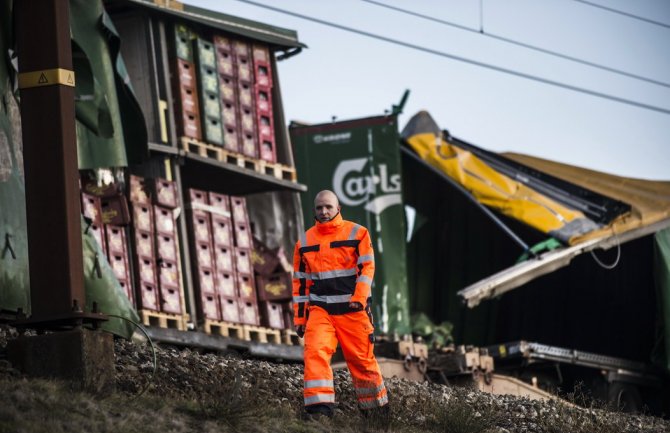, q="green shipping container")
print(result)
[290,116,411,335]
